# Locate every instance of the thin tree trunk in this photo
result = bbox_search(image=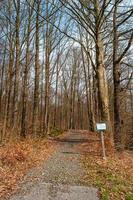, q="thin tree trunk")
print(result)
[32,0,40,136]
[53,55,59,127]
[0,42,6,120]
[81,46,95,131]
[12,0,20,128]
[44,0,50,135]
[21,5,33,138]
